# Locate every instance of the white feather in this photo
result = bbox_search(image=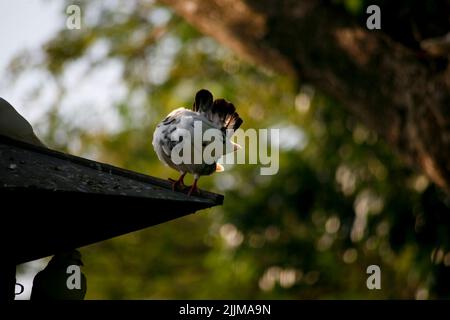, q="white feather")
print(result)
[152,107,240,177]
